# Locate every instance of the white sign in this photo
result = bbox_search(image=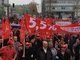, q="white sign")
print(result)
[55,21,71,26]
